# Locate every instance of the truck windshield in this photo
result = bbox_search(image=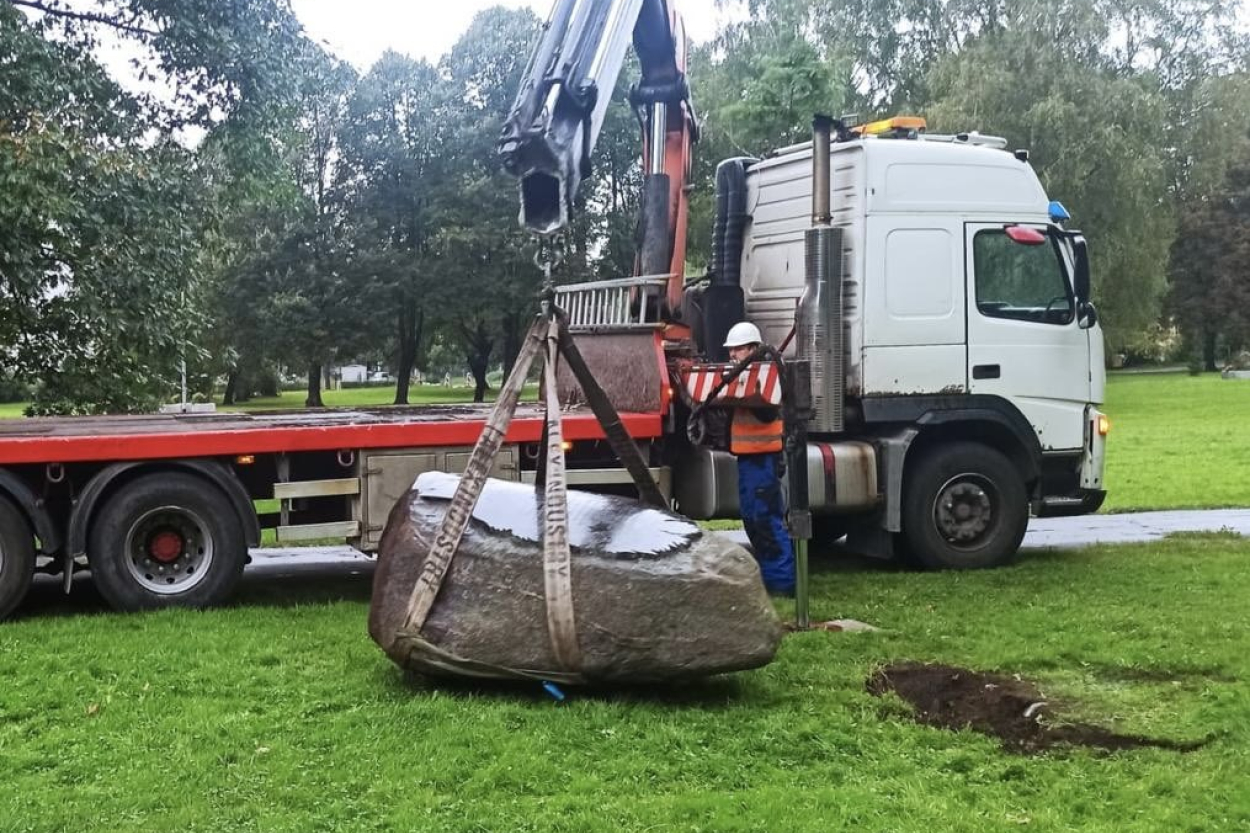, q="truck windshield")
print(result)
[973,229,1074,325]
